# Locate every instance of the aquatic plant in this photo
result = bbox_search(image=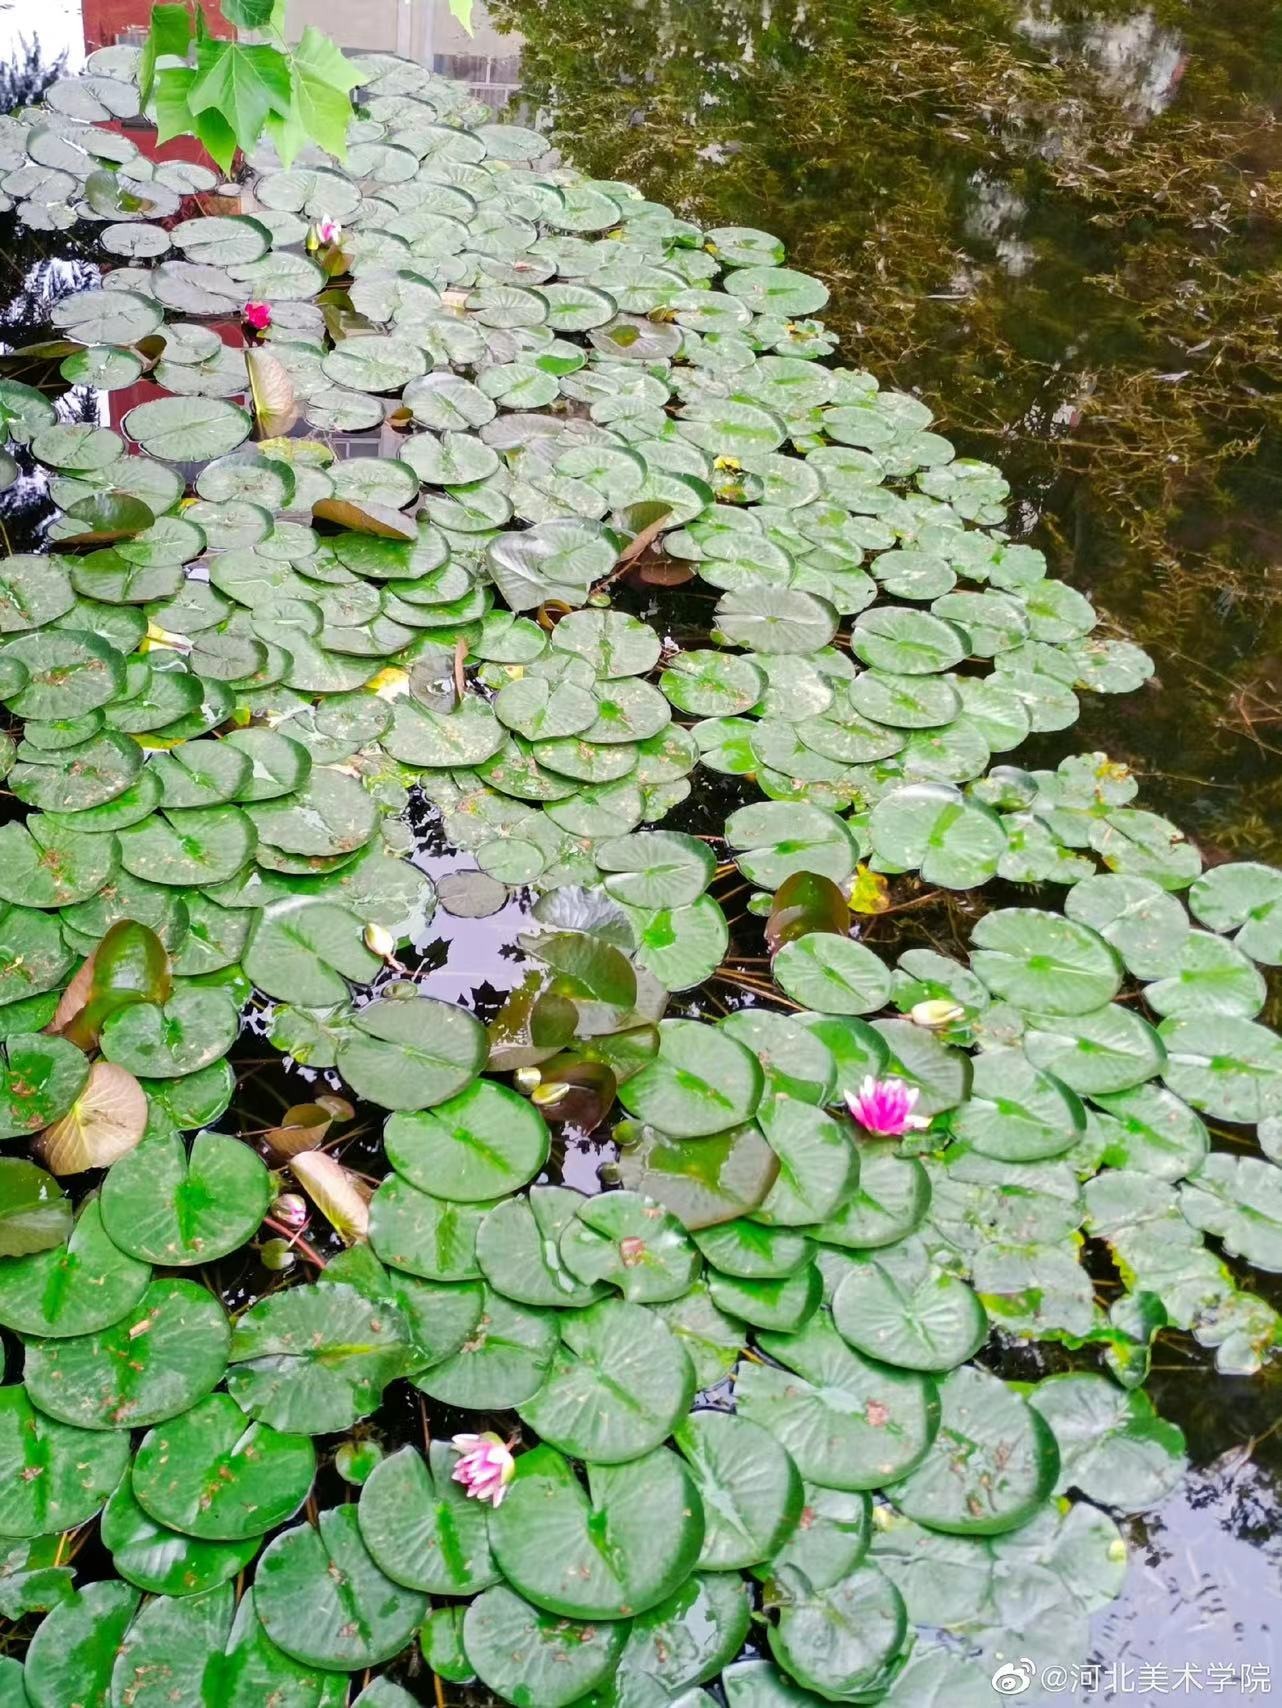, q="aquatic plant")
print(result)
[0,32,1277,1708]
